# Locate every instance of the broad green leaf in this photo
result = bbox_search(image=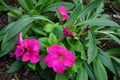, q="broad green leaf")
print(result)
[55,73,68,80]
[48,33,58,45]
[5,15,52,42]
[76,65,88,80]
[7,60,23,73]
[42,2,74,12]
[106,48,120,57]
[98,50,116,74]
[84,62,95,80]
[93,59,108,80]
[87,31,98,64]
[64,0,102,27]
[18,0,30,11]
[0,24,32,57]
[76,18,120,27]
[28,63,36,70]
[67,37,86,60]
